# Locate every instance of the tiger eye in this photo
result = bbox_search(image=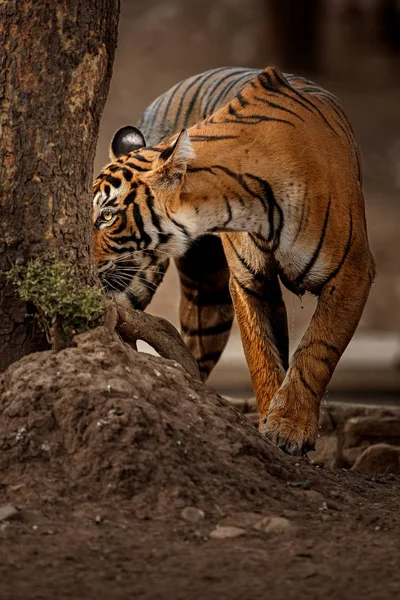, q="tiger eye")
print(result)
[103,211,114,221]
